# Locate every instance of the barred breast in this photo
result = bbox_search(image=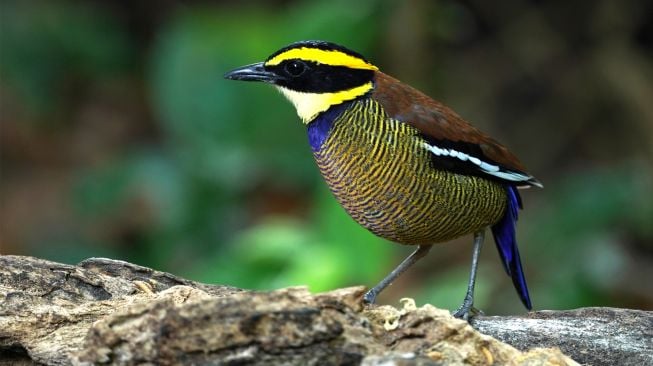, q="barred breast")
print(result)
[312,98,507,245]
